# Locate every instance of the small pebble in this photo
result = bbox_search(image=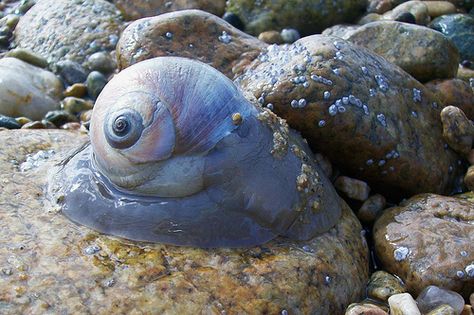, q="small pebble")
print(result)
[61,97,93,115]
[425,304,456,315]
[6,48,48,68]
[367,271,406,302]
[388,293,421,315]
[281,28,300,43]
[56,60,88,85]
[416,285,465,315]
[14,117,31,126]
[334,176,370,201]
[86,71,107,100]
[258,30,283,44]
[86,52,116,74]
[358,194,387,224]
[80,110,93,123]
[345,302,389,315]
[63,83,88,98]
[0,114,21,129]
[44,110,78,127]
[464,166,474,191]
